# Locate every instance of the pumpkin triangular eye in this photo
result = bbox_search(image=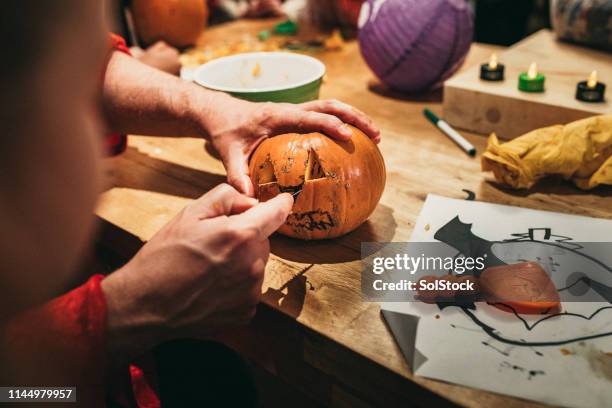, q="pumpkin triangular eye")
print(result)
[305,150,325,181]
[257,157,277,184]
